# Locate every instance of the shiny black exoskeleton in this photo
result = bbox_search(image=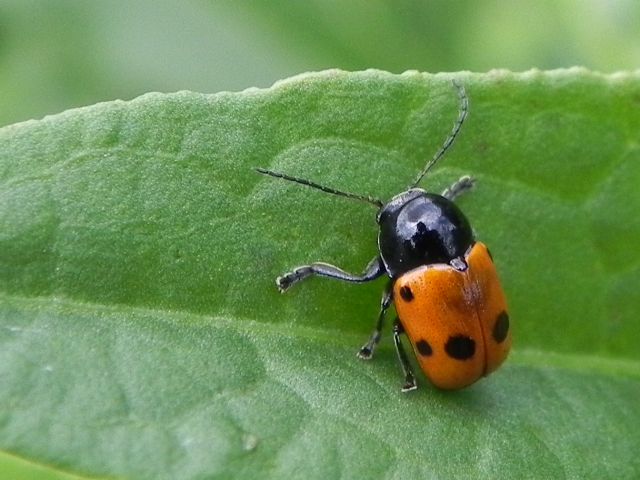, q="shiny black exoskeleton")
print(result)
[377,189,474,278]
